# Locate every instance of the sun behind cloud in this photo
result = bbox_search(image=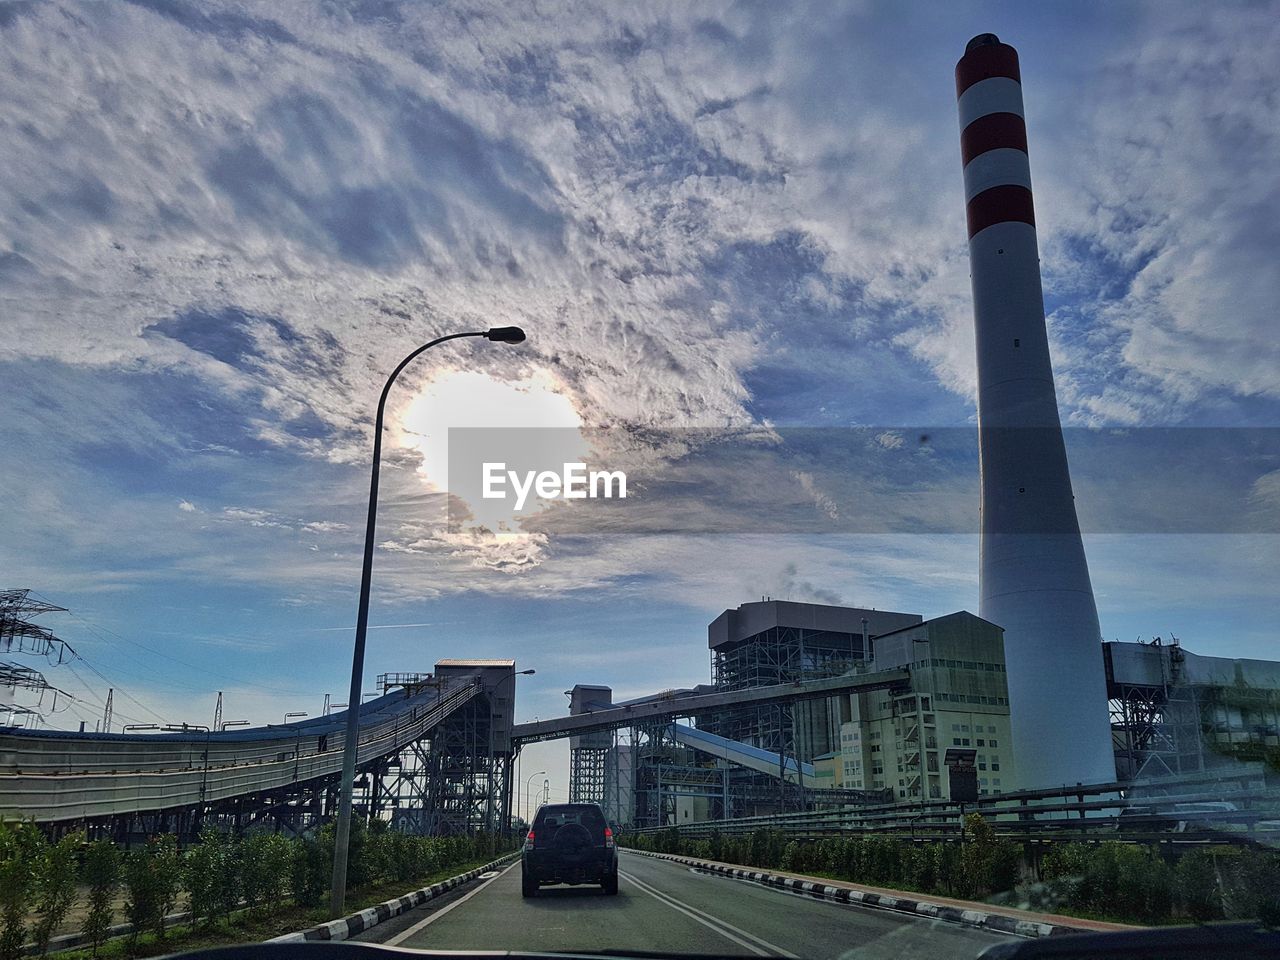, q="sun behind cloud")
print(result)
[398,367,586,534]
